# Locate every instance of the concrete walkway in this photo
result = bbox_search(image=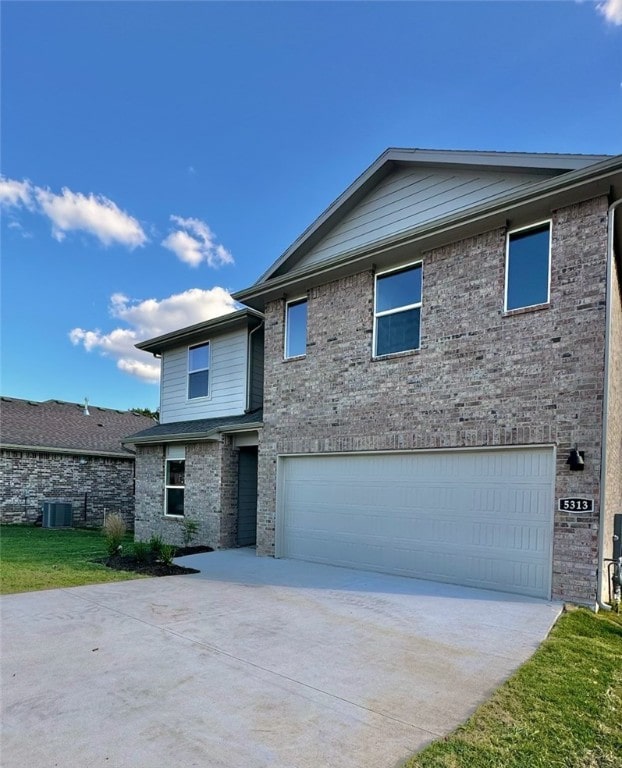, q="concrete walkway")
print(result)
[1,549,561,768]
